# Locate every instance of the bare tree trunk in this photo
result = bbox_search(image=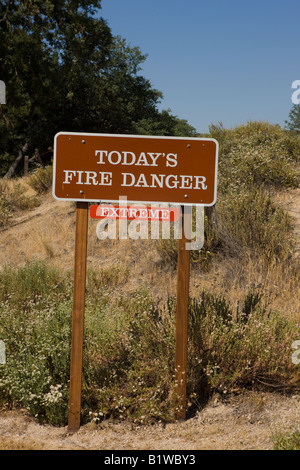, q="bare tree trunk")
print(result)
[3,142,29,179]
[205,205,217,227]
[205,204,220,234]
[24,155,29,176]
[34,148,45,168]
